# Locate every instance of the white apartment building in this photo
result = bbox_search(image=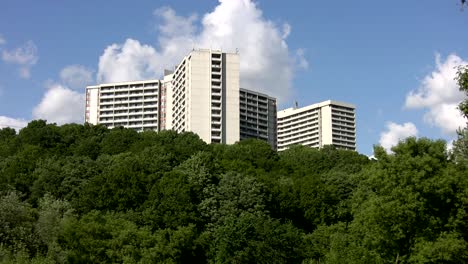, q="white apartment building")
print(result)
[85,80,163,132]
[277,100,356,151]
[240,88,277,149]
[85,49,240,145]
